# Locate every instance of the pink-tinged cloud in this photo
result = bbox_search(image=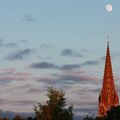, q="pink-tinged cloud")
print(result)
[59,71,98,81]
[35,76,56,81]
[0,69,32,81]
[0,68,16,75]
[15,72,32,78]
[33,70,98,83]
